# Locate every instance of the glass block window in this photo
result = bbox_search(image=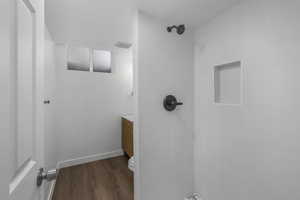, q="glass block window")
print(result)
[92,50,111,73]
[67,46,90,71]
